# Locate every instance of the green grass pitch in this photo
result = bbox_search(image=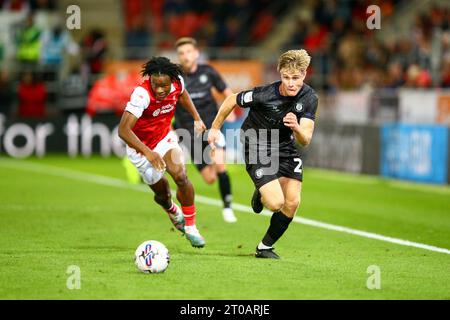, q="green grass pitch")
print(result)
[0,155,449,299]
